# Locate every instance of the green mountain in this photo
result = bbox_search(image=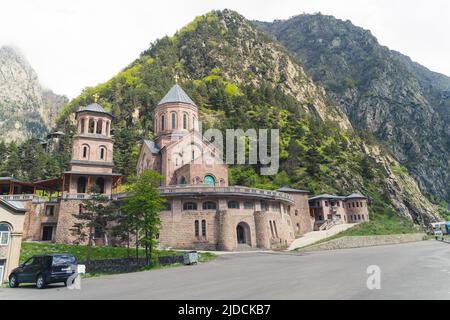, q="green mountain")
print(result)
[55,10,441,225]
[254,14,450,202]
